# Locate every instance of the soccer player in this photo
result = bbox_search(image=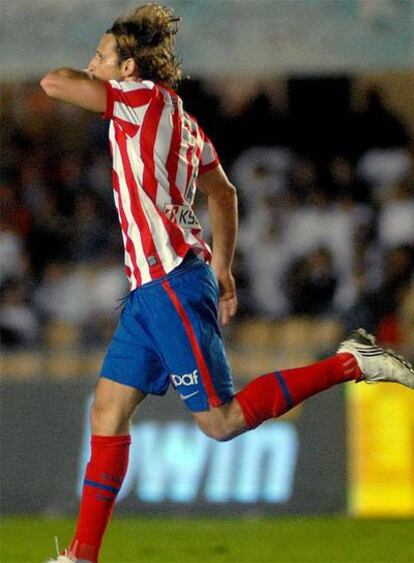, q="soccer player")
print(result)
[41,4,414,562]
